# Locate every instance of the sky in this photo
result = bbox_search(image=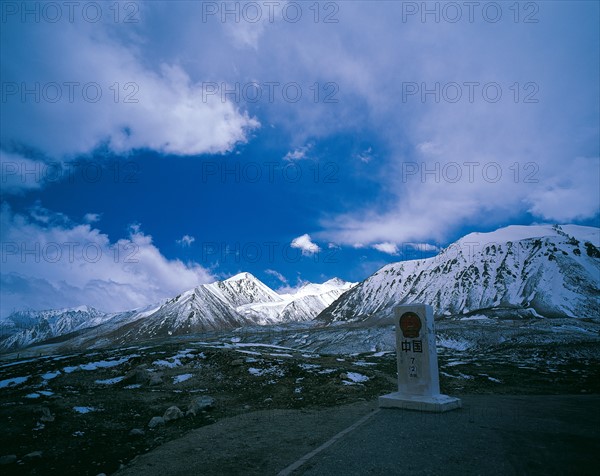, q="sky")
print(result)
[1,0,599,317]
